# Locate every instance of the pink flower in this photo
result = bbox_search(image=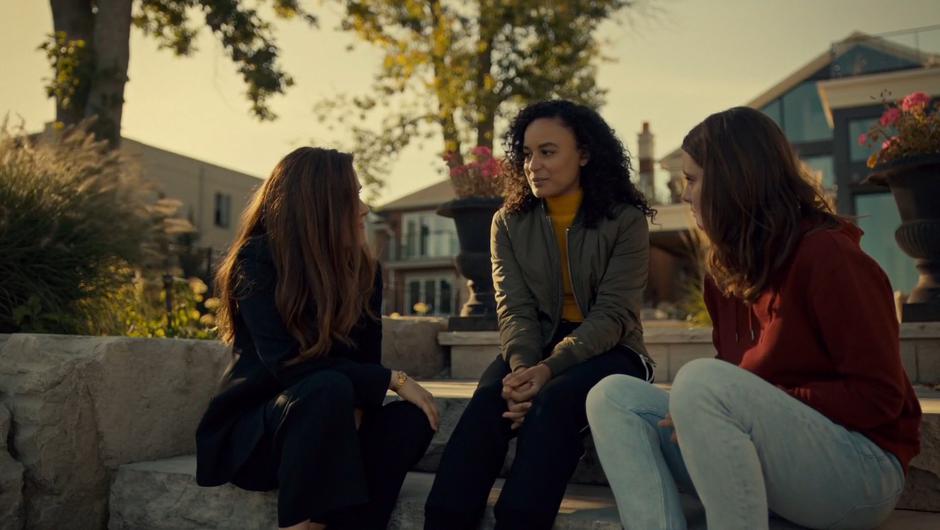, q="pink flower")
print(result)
[881,137,897,151]
[879,107,901,127]
[471,145,492,157]
[901,91,931,112]
[857,132,868,146]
